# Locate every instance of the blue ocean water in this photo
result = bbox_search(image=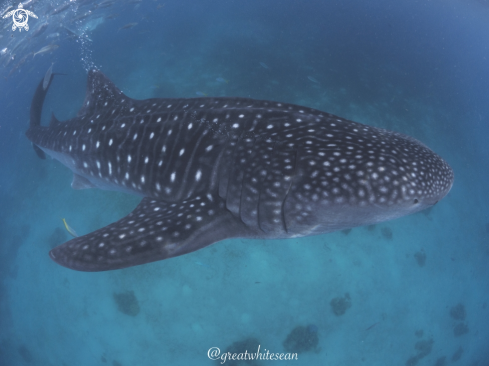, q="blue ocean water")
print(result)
[0,0,488,365]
